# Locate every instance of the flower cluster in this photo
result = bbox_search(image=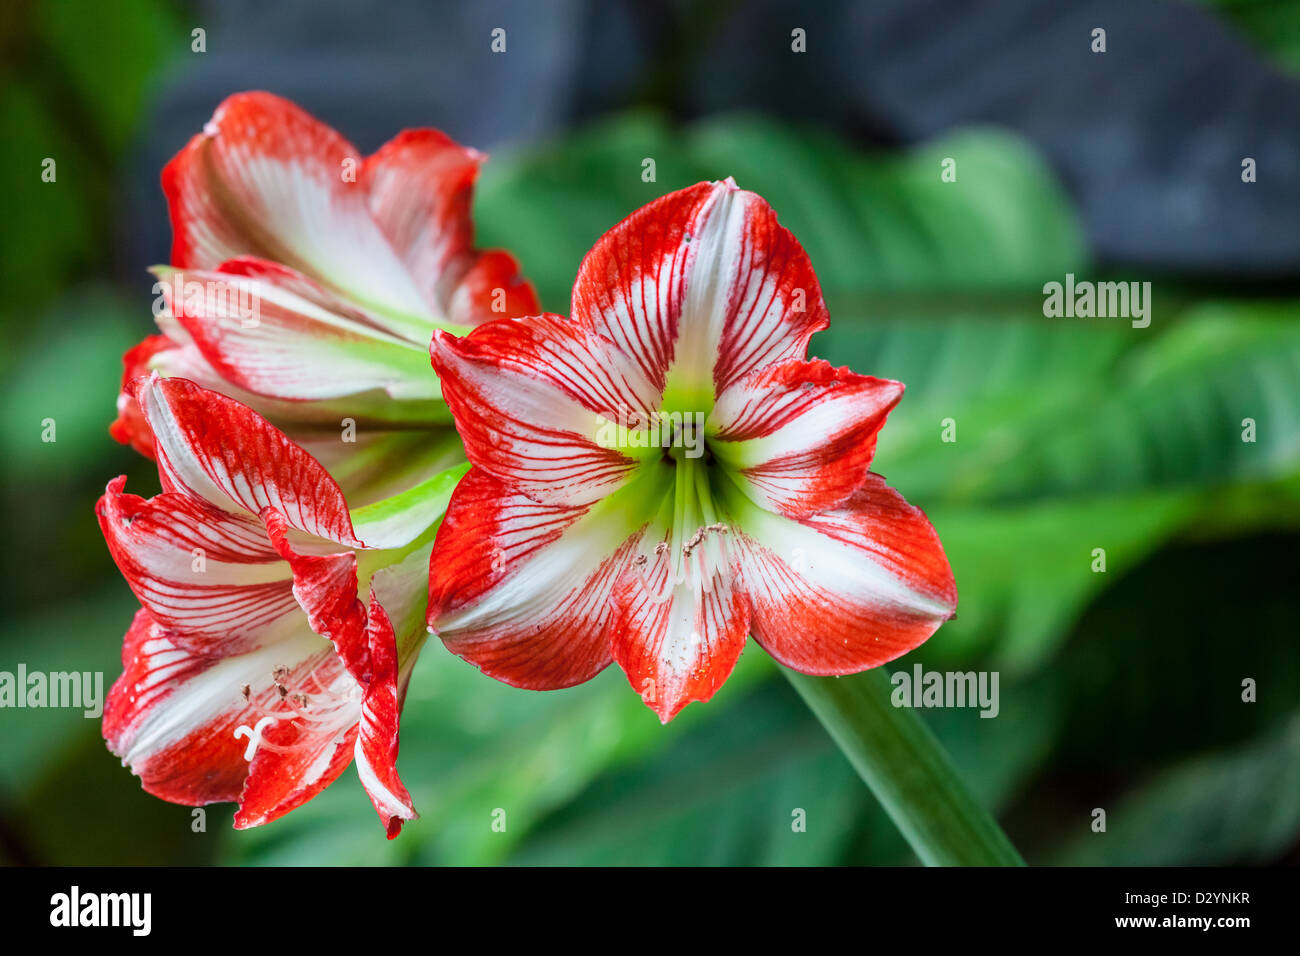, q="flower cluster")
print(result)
[98,92,535,836]
[98,94,955,835]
